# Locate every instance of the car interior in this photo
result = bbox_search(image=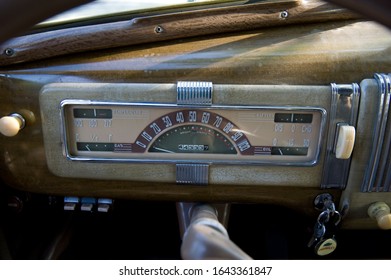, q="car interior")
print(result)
[1,0,391,260]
